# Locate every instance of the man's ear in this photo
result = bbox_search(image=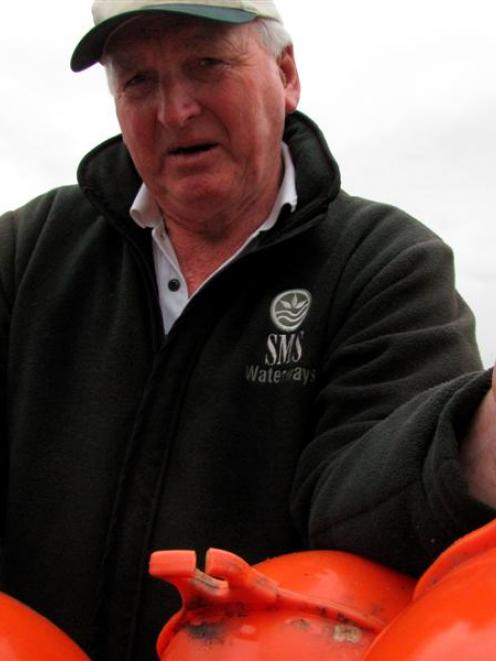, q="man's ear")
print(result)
[278,45,301,113]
